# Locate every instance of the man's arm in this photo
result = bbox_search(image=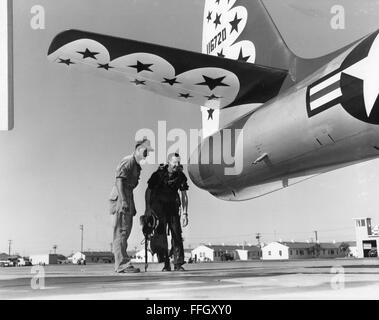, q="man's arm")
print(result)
[116,178,135,214]
[180,190,188,214]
